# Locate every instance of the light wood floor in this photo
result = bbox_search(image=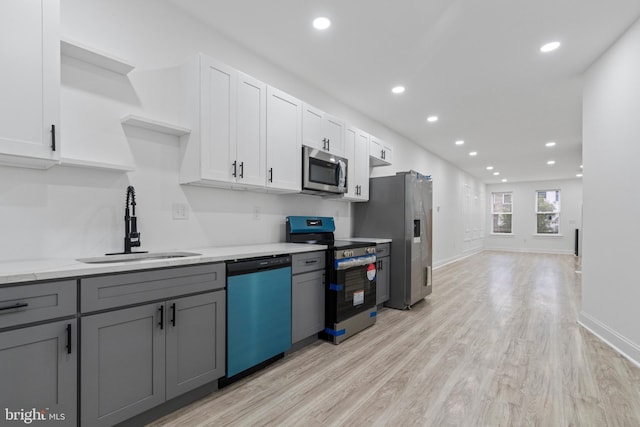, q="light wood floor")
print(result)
[149,251,640,426]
